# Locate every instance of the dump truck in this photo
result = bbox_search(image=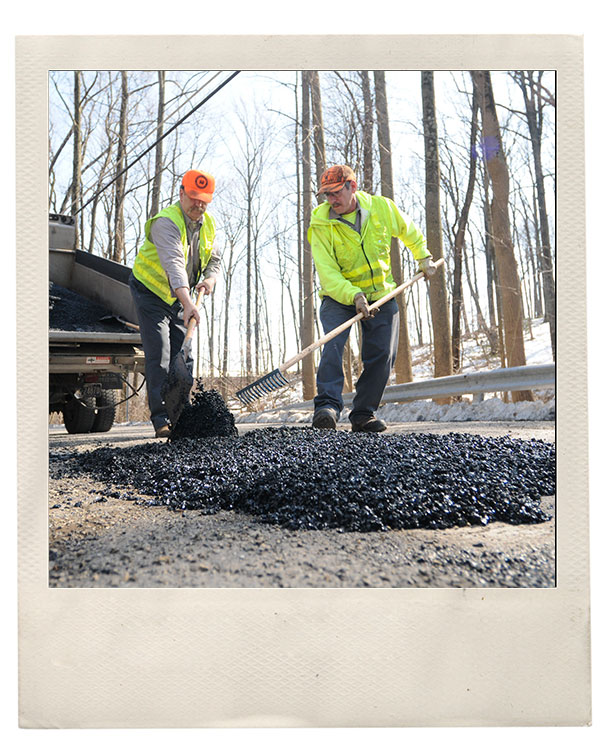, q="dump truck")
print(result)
[49,214,145,433]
